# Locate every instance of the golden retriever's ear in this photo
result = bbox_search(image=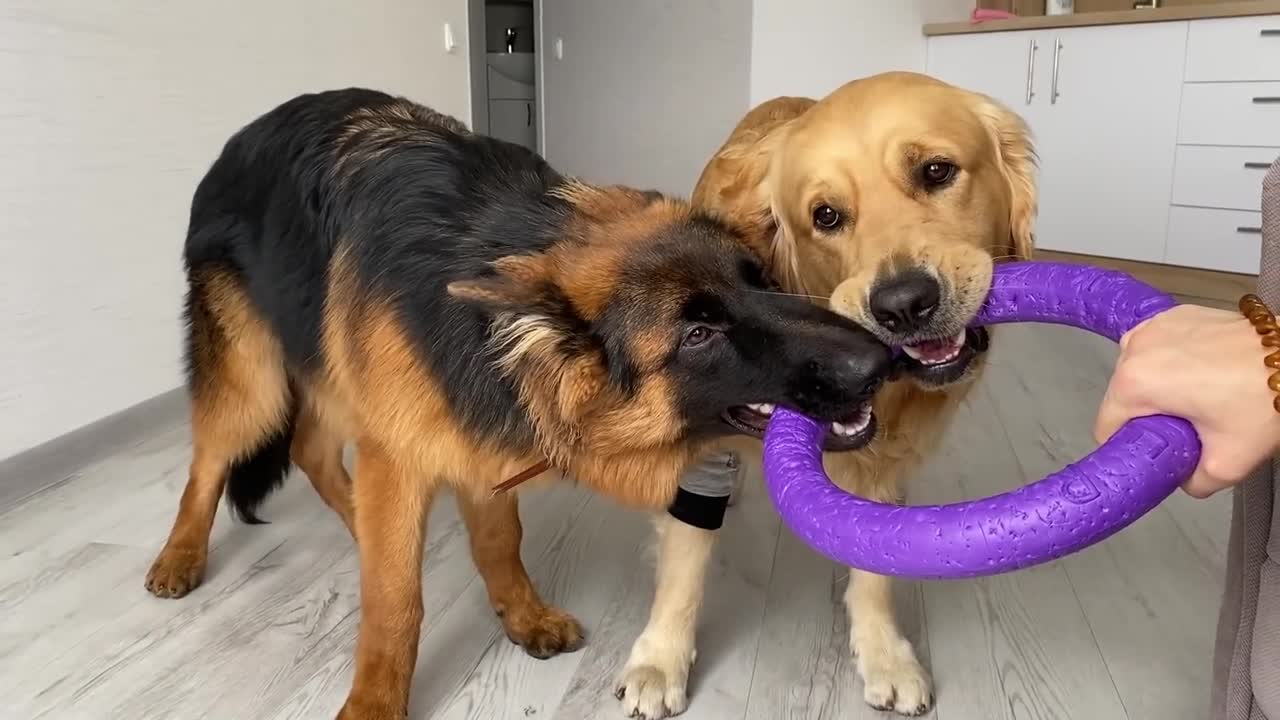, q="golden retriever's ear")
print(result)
[766,202,805,294]
[974,97,1038,260]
